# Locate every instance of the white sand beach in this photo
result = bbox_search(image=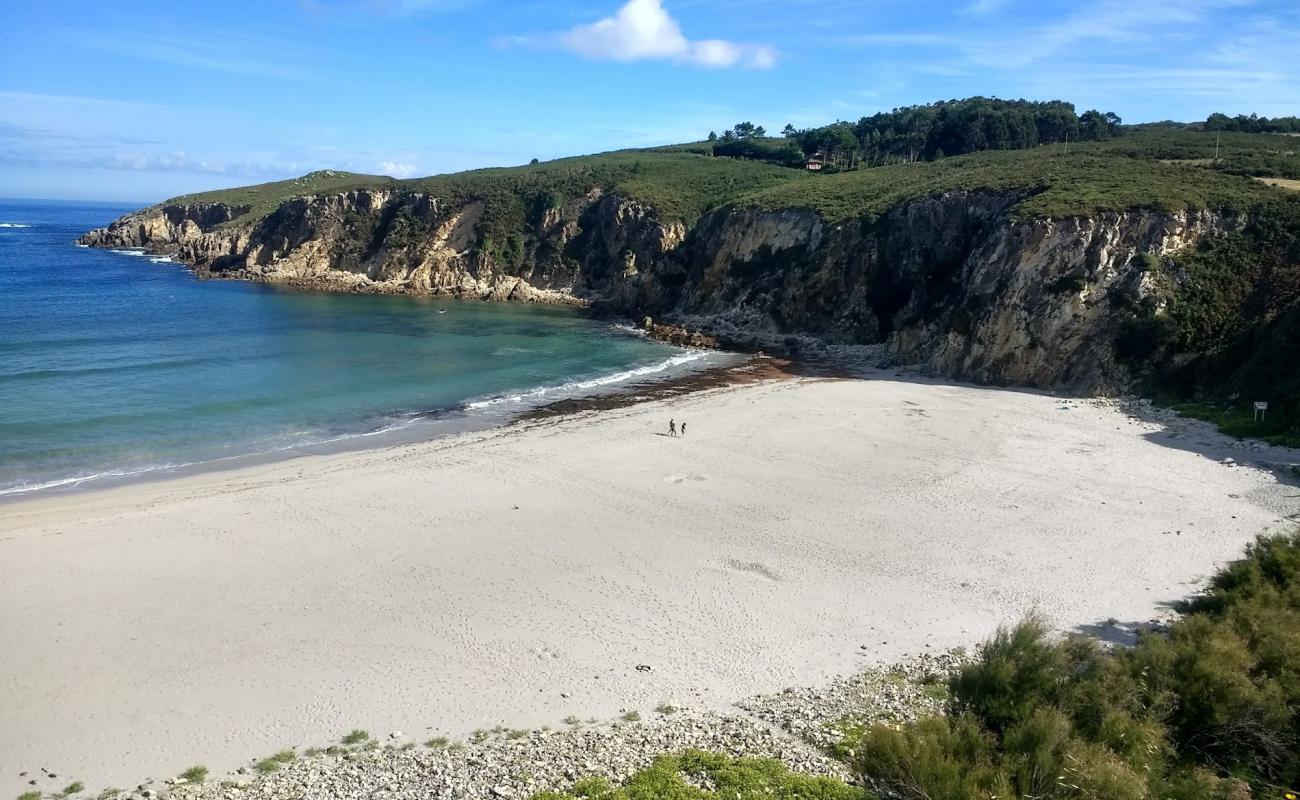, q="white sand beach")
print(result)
[2,373,1298,794]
